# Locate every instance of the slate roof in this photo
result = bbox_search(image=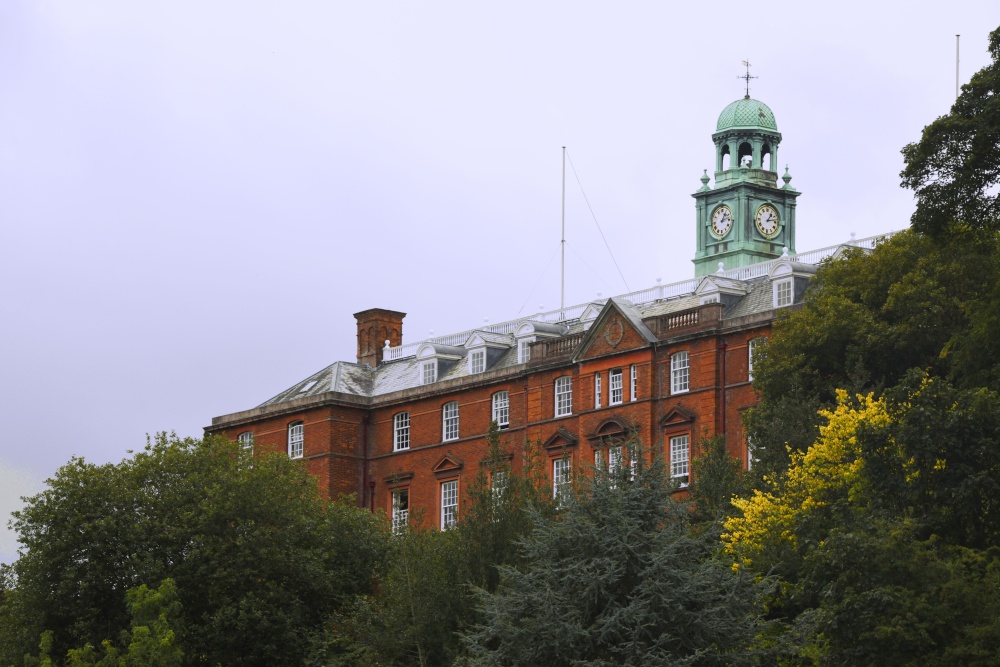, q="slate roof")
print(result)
[250,235,893,411]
